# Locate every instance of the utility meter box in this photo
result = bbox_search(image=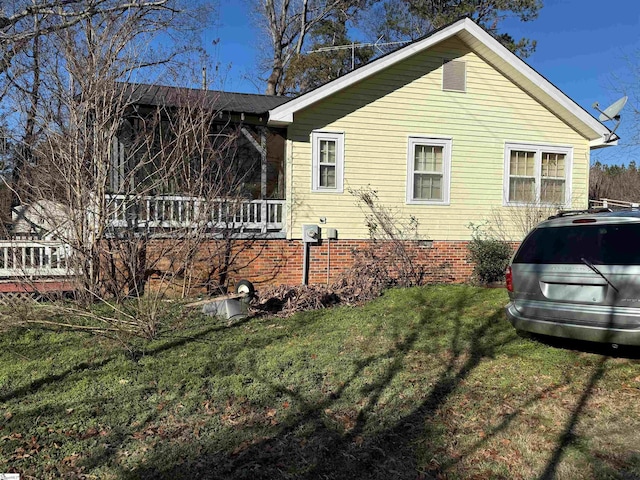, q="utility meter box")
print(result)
[302,224,320,243]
